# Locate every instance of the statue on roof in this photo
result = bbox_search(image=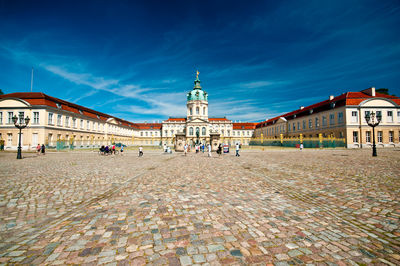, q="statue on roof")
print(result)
[196,70,199,79]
